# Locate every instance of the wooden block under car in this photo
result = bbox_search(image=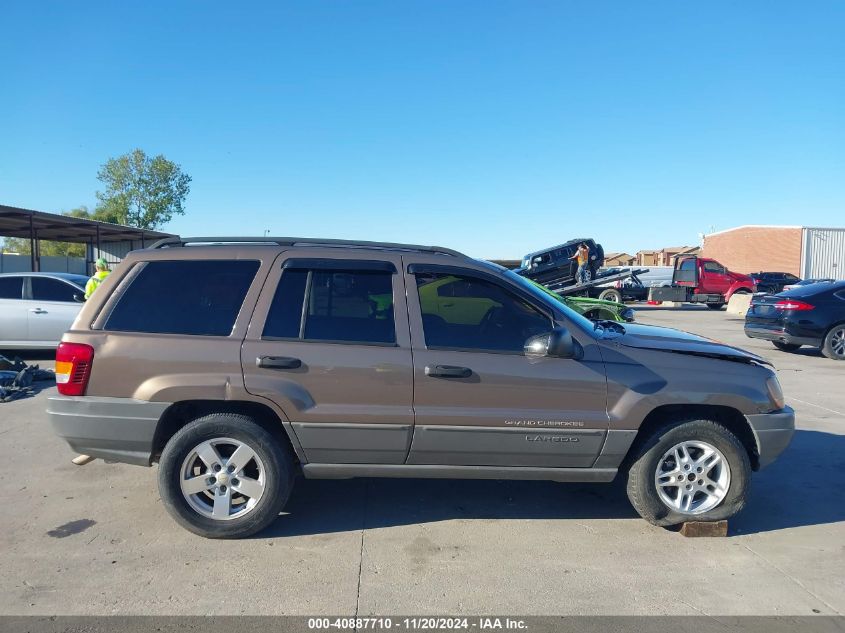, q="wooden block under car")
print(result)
[680,520,728,537]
